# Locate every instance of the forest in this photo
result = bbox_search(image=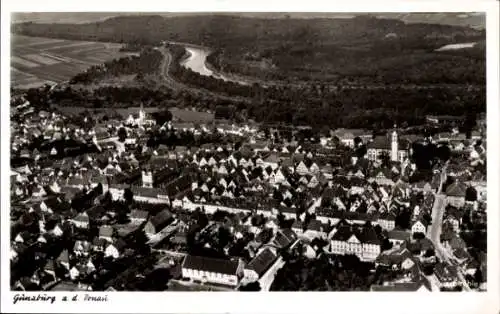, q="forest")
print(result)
[70,48,163,84]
